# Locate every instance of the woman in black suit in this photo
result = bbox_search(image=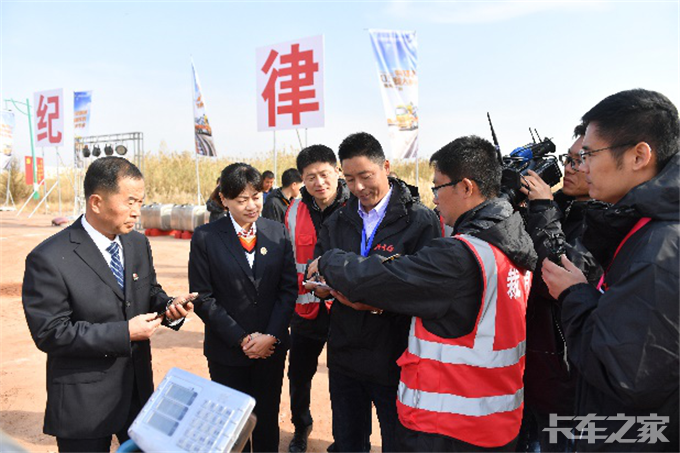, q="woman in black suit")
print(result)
[189,163,297,452]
